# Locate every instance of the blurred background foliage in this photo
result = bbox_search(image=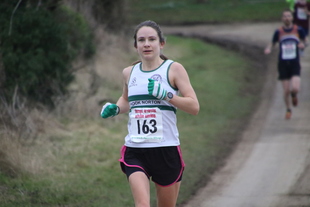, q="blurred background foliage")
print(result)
[0,0,96,107]
[0,0,286,107]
